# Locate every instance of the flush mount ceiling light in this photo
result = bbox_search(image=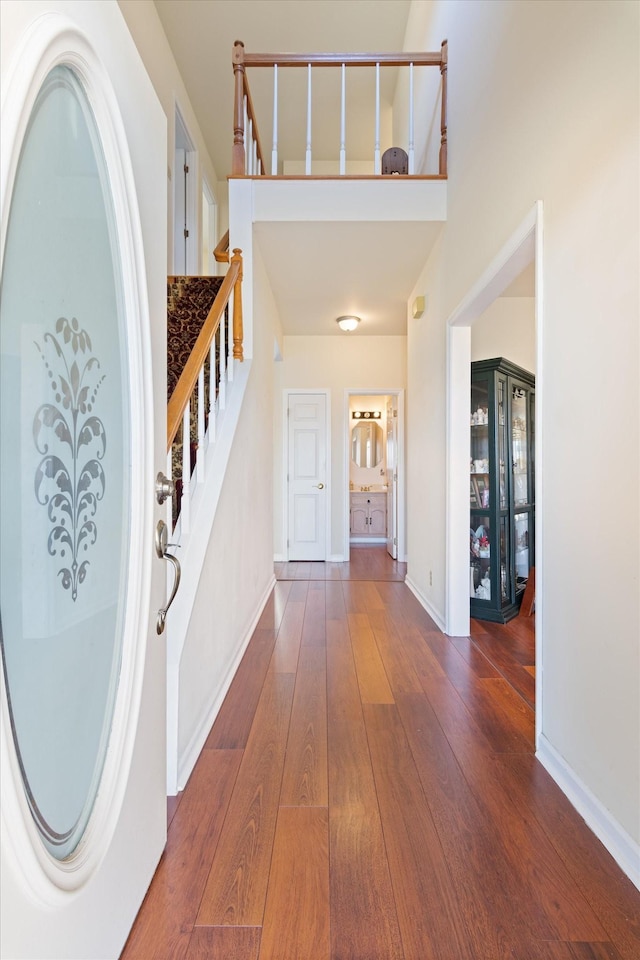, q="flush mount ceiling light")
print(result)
[336,315,360,332]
